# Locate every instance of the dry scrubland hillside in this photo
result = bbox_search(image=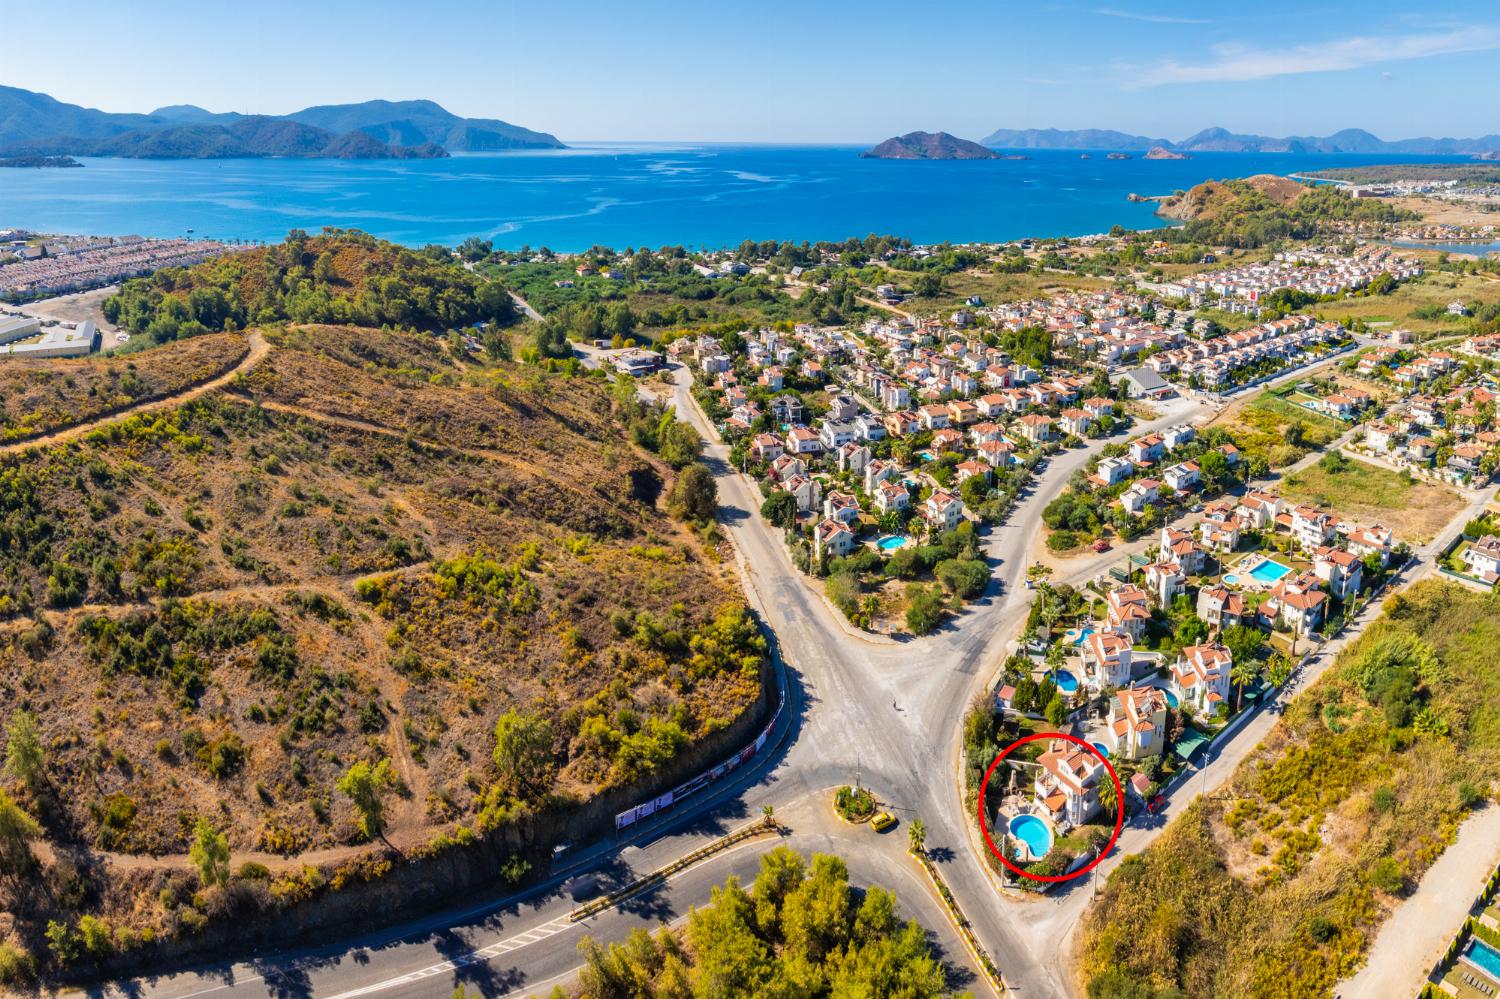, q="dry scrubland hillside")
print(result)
[0,322,763,981]
[1078,579,1500,998]
[0,333,248,442]
[1156,174,1308,222]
